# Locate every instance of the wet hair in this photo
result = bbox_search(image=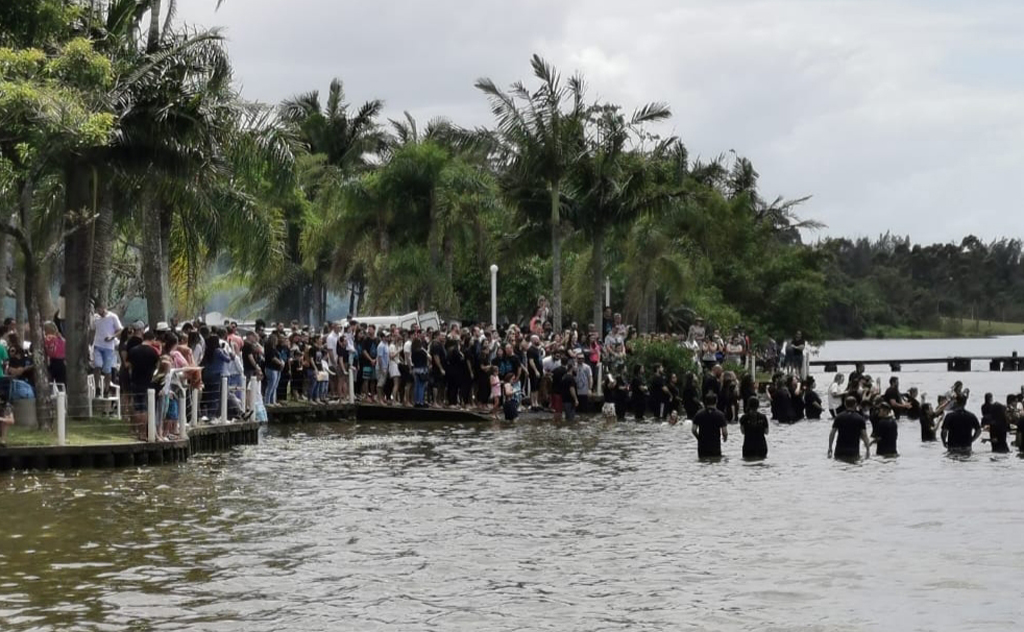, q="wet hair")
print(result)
[704,392,718,406]
[745,396,759,413]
